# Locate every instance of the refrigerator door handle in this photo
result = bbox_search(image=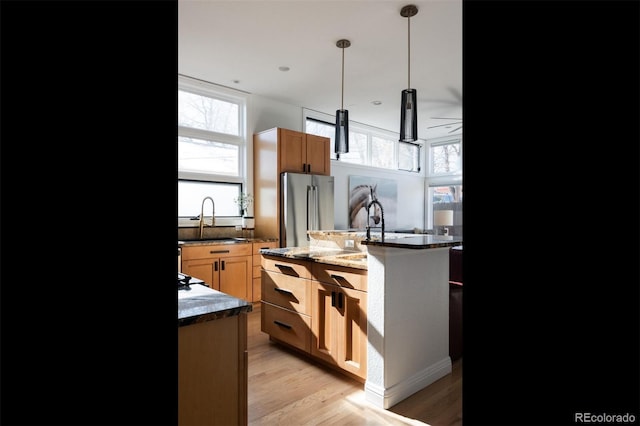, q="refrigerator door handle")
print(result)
[313,185,319,231]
